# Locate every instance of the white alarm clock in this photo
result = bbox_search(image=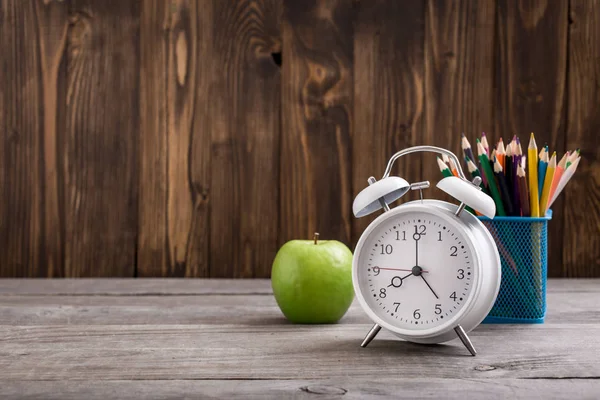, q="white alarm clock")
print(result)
[352,146,501,356]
